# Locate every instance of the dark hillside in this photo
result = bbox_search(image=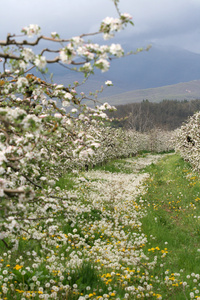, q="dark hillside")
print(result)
[108,99,200,131]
